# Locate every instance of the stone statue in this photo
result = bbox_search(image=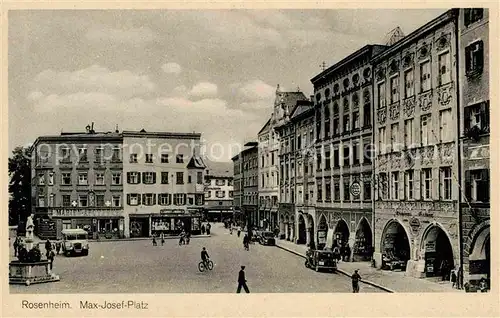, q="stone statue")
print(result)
[25,214,35,244]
